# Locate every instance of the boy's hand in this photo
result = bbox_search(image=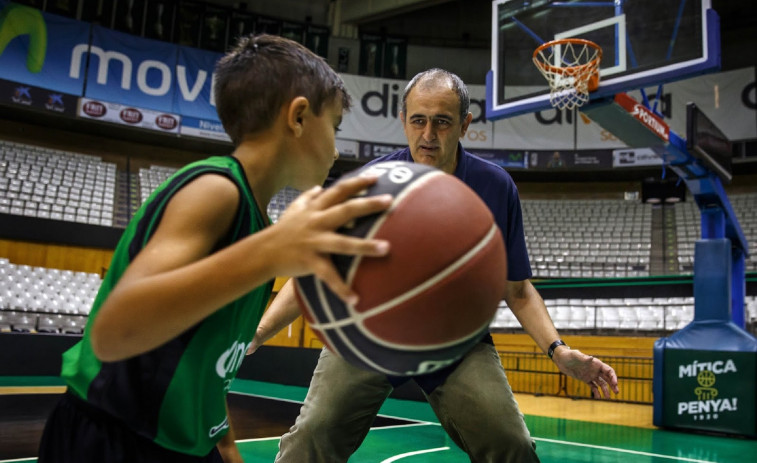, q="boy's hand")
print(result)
[270,175,392,305]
